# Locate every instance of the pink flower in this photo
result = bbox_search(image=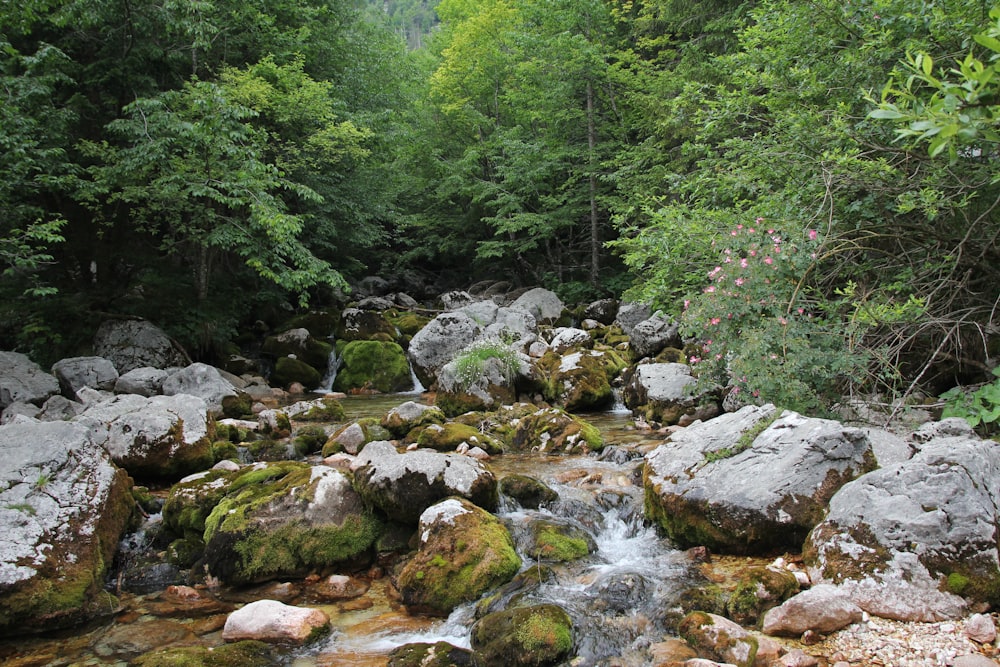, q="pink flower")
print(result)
[690,356,701,364]
[763,256,773,265]
[779,317,788,325]
[748,227,756,233]
[797,307,805,315]
[737,224,743,230]
[735,278,744,286]
[756,217,764,223]
[808,229,818,241]
[710,318,721,326]
[740,258,749,268]
[767,228,775,234]
[749,249,757,257]
[684,300,690,310]
[704,285,716,293]
[731,230,738,236]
